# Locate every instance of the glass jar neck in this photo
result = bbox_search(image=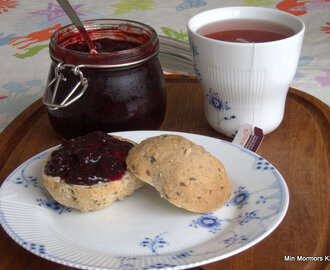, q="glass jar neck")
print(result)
[49,19,159,66]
